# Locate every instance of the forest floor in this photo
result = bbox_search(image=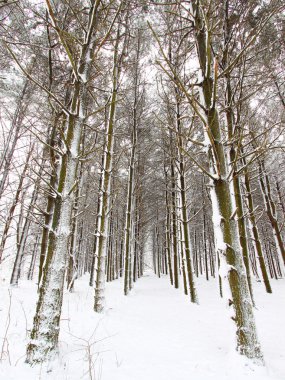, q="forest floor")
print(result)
[0,271,285,380]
